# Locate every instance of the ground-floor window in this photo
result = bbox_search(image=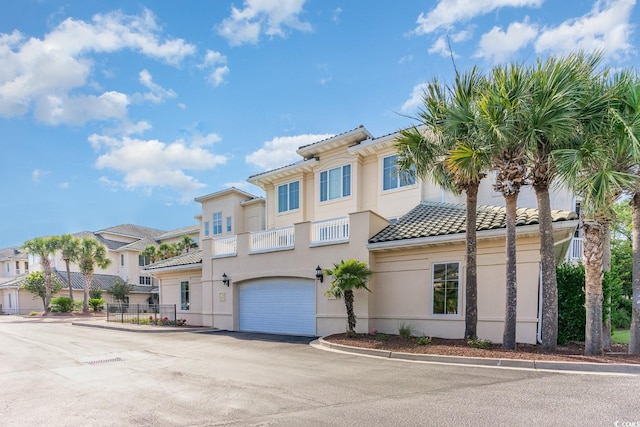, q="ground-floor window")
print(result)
[432,262,460,315]
[180,281,189,311]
